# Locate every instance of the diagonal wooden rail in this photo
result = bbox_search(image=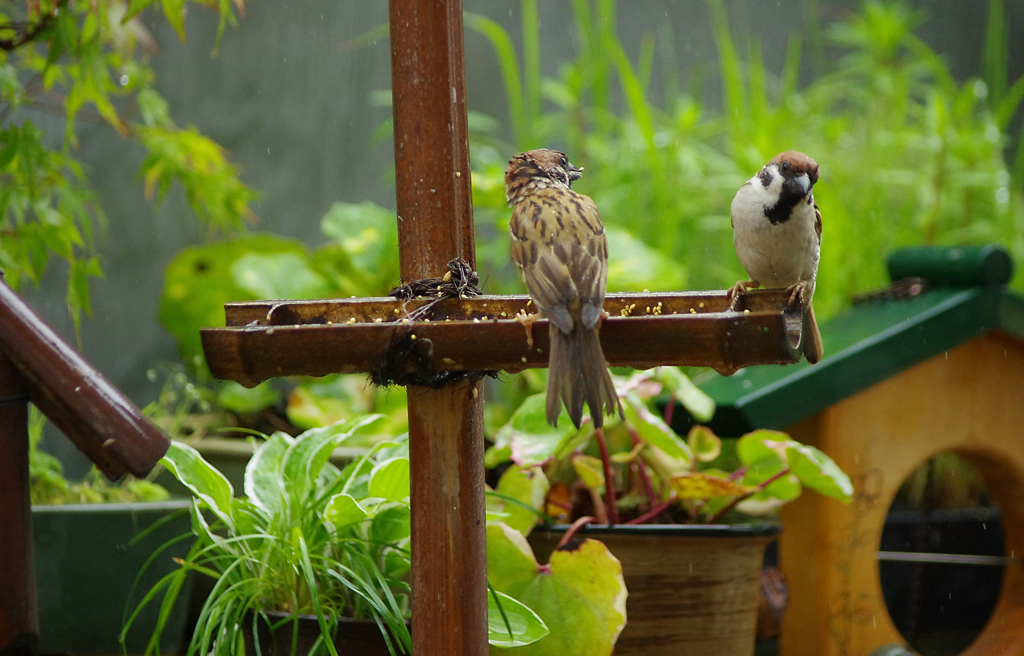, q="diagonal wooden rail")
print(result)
[0,277,170,656]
